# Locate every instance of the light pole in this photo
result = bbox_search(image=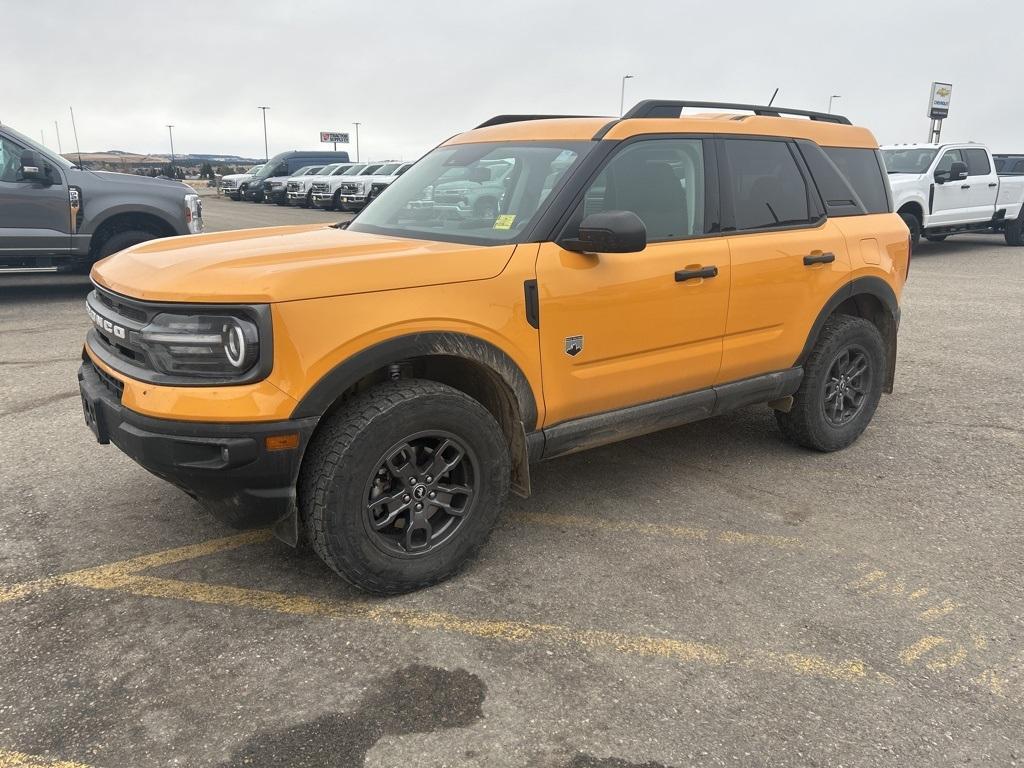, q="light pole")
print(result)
[353,122,361,162]
[620,74,635,116]
[827,94,841,114]
[258,106,270,161]
[54,121,62,154]
[166,124,176,177]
